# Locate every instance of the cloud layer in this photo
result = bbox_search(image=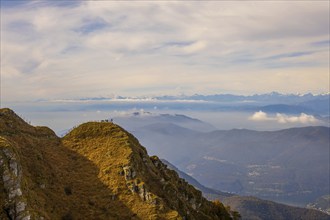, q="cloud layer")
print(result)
[249,111,318,124]
[1,1,329,101]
